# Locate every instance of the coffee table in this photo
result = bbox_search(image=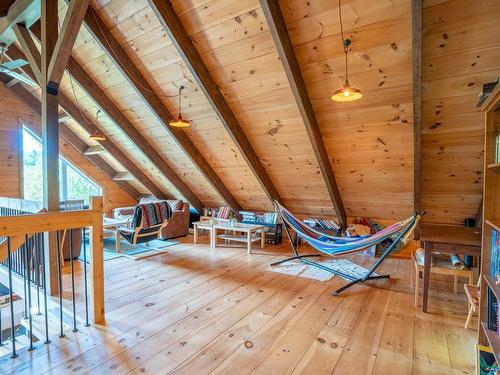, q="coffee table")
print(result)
[213,223,265,254]
[193,220,216,247]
